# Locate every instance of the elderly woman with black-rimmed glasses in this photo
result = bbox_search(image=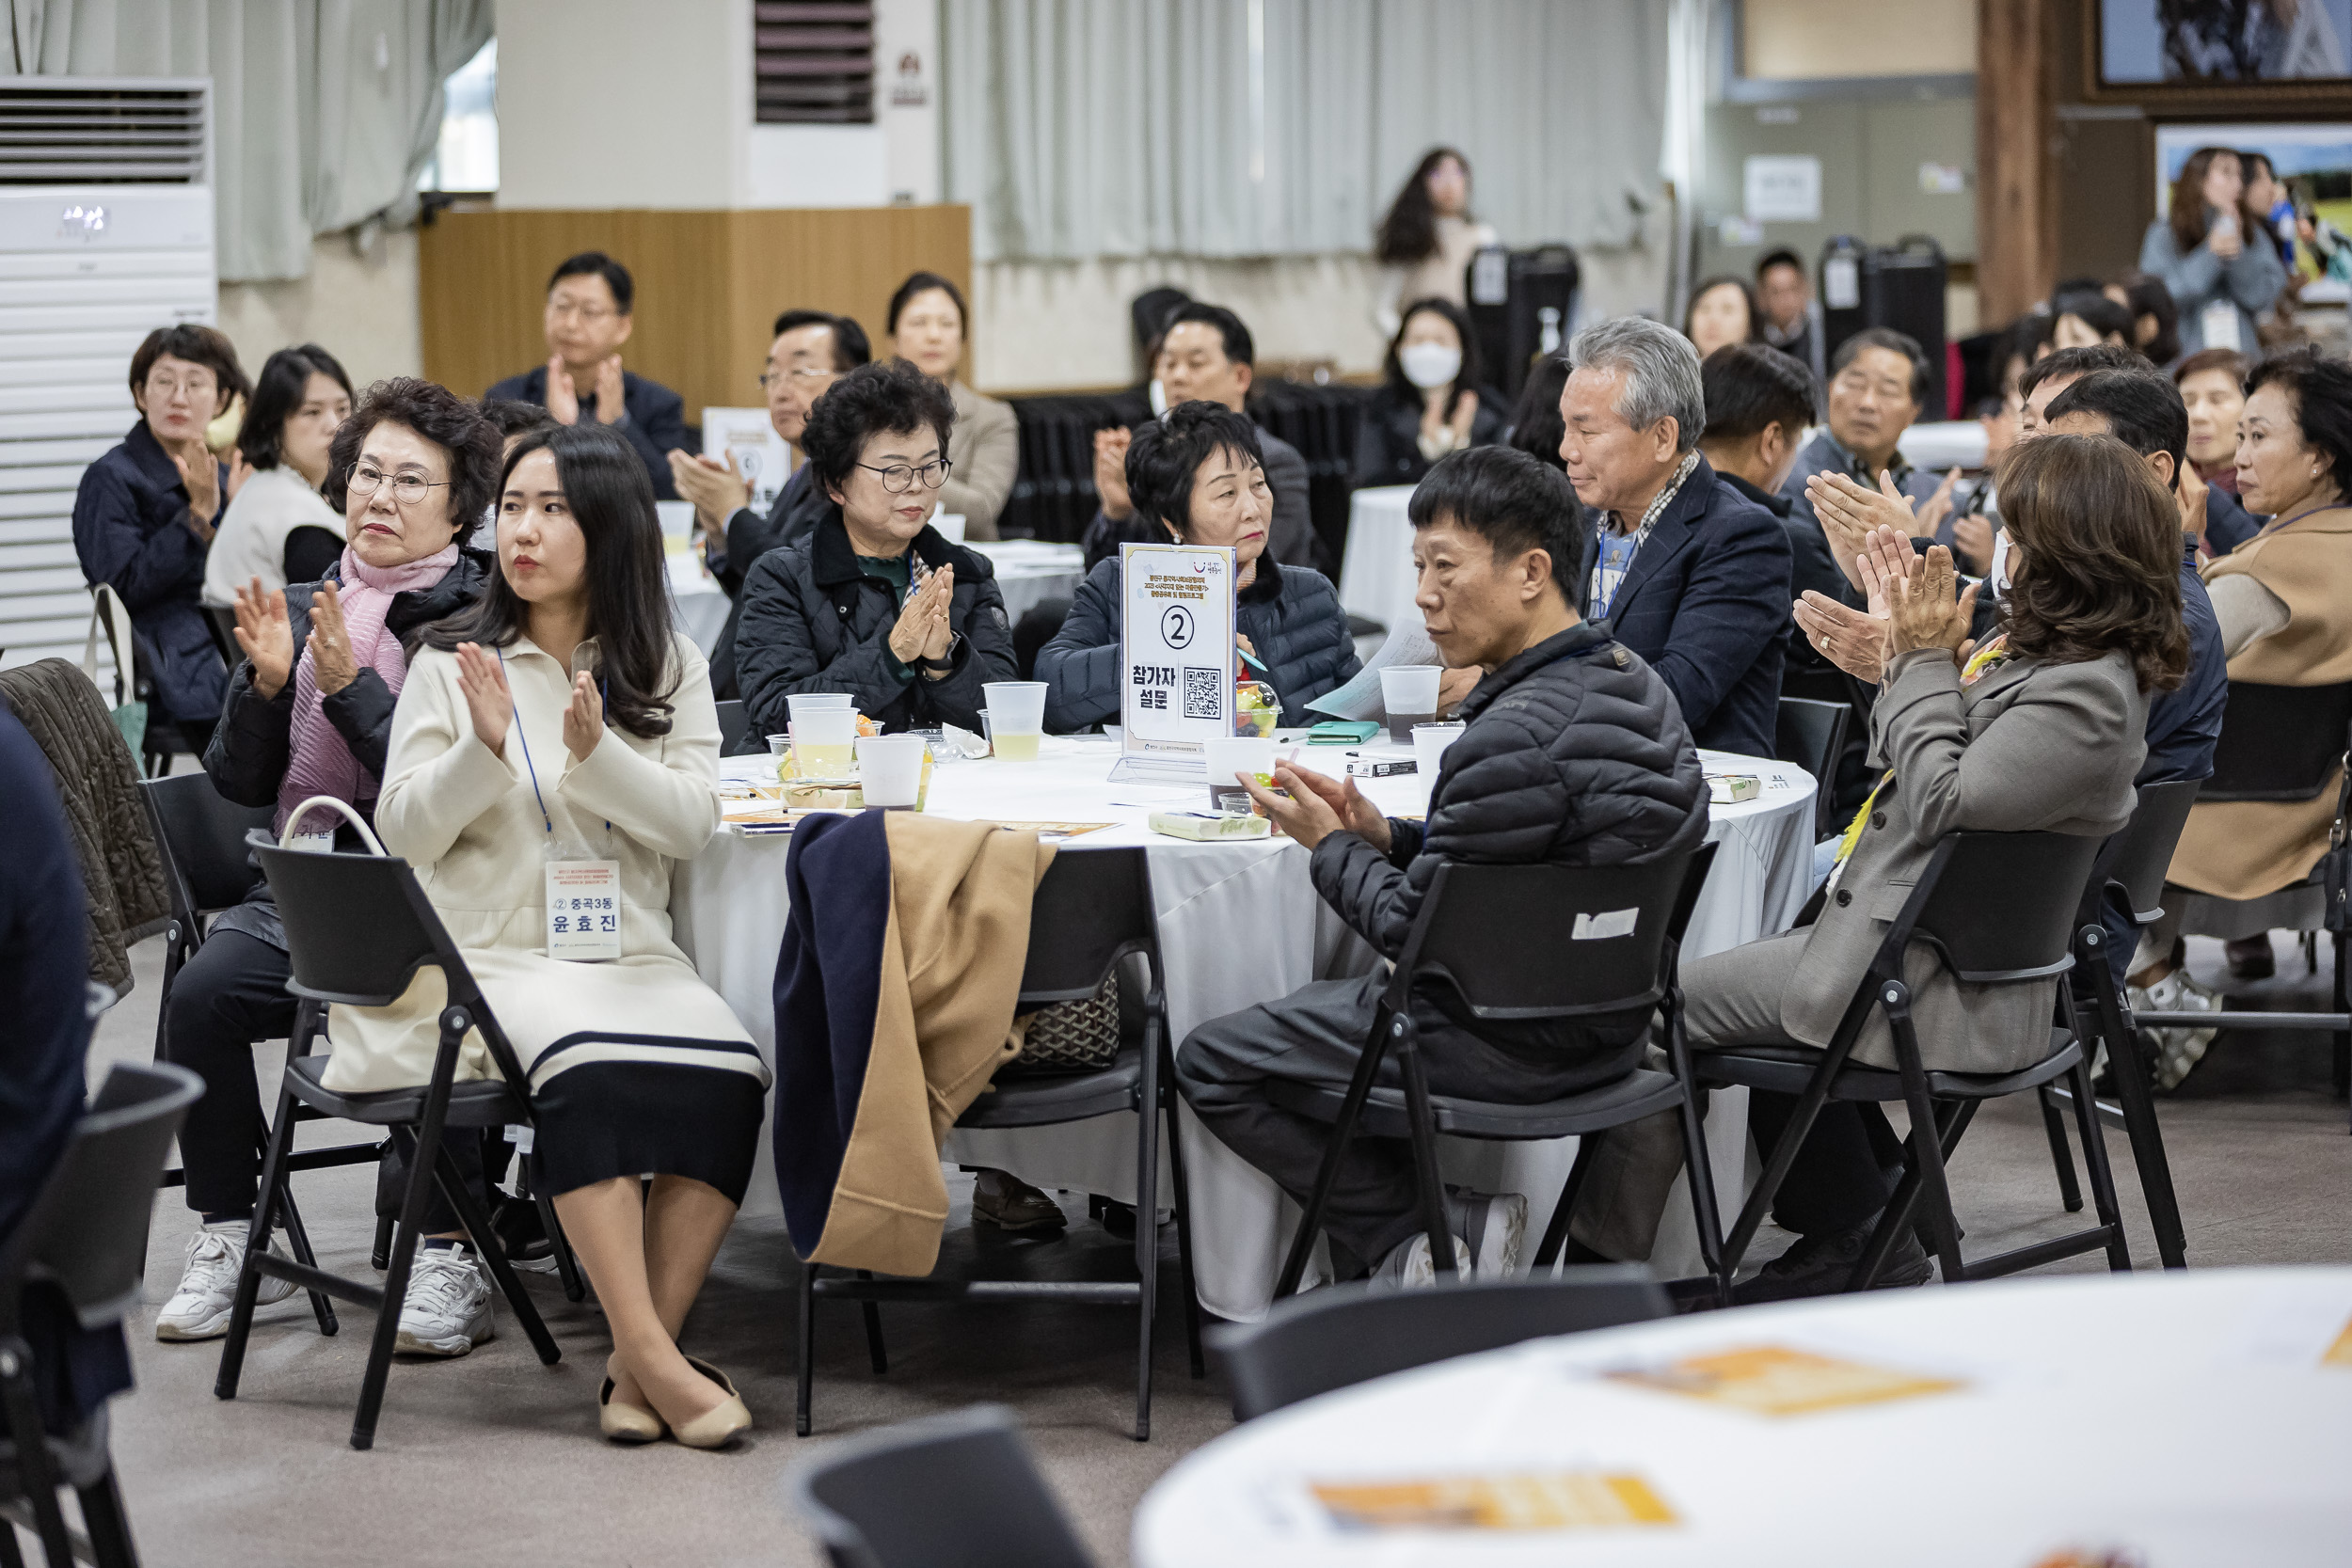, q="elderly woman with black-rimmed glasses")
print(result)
[732,358,1019,740]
